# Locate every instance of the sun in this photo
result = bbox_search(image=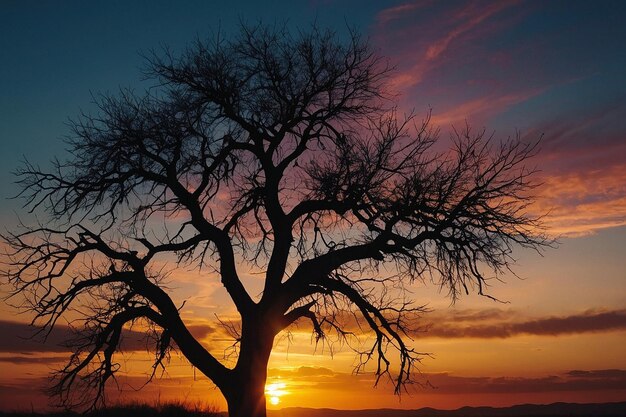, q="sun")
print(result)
[265,382,287,406]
